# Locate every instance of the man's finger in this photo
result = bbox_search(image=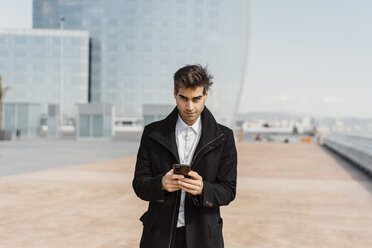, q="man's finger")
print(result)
[179,185,200,195]
[179,178,202,186]
[188,171,202,180]
[170,174,185,180]
[165,170,173,176]
[178,180,200,191]
[164,182,181,191]
[165,169,184,179]
[165,180,180,186]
